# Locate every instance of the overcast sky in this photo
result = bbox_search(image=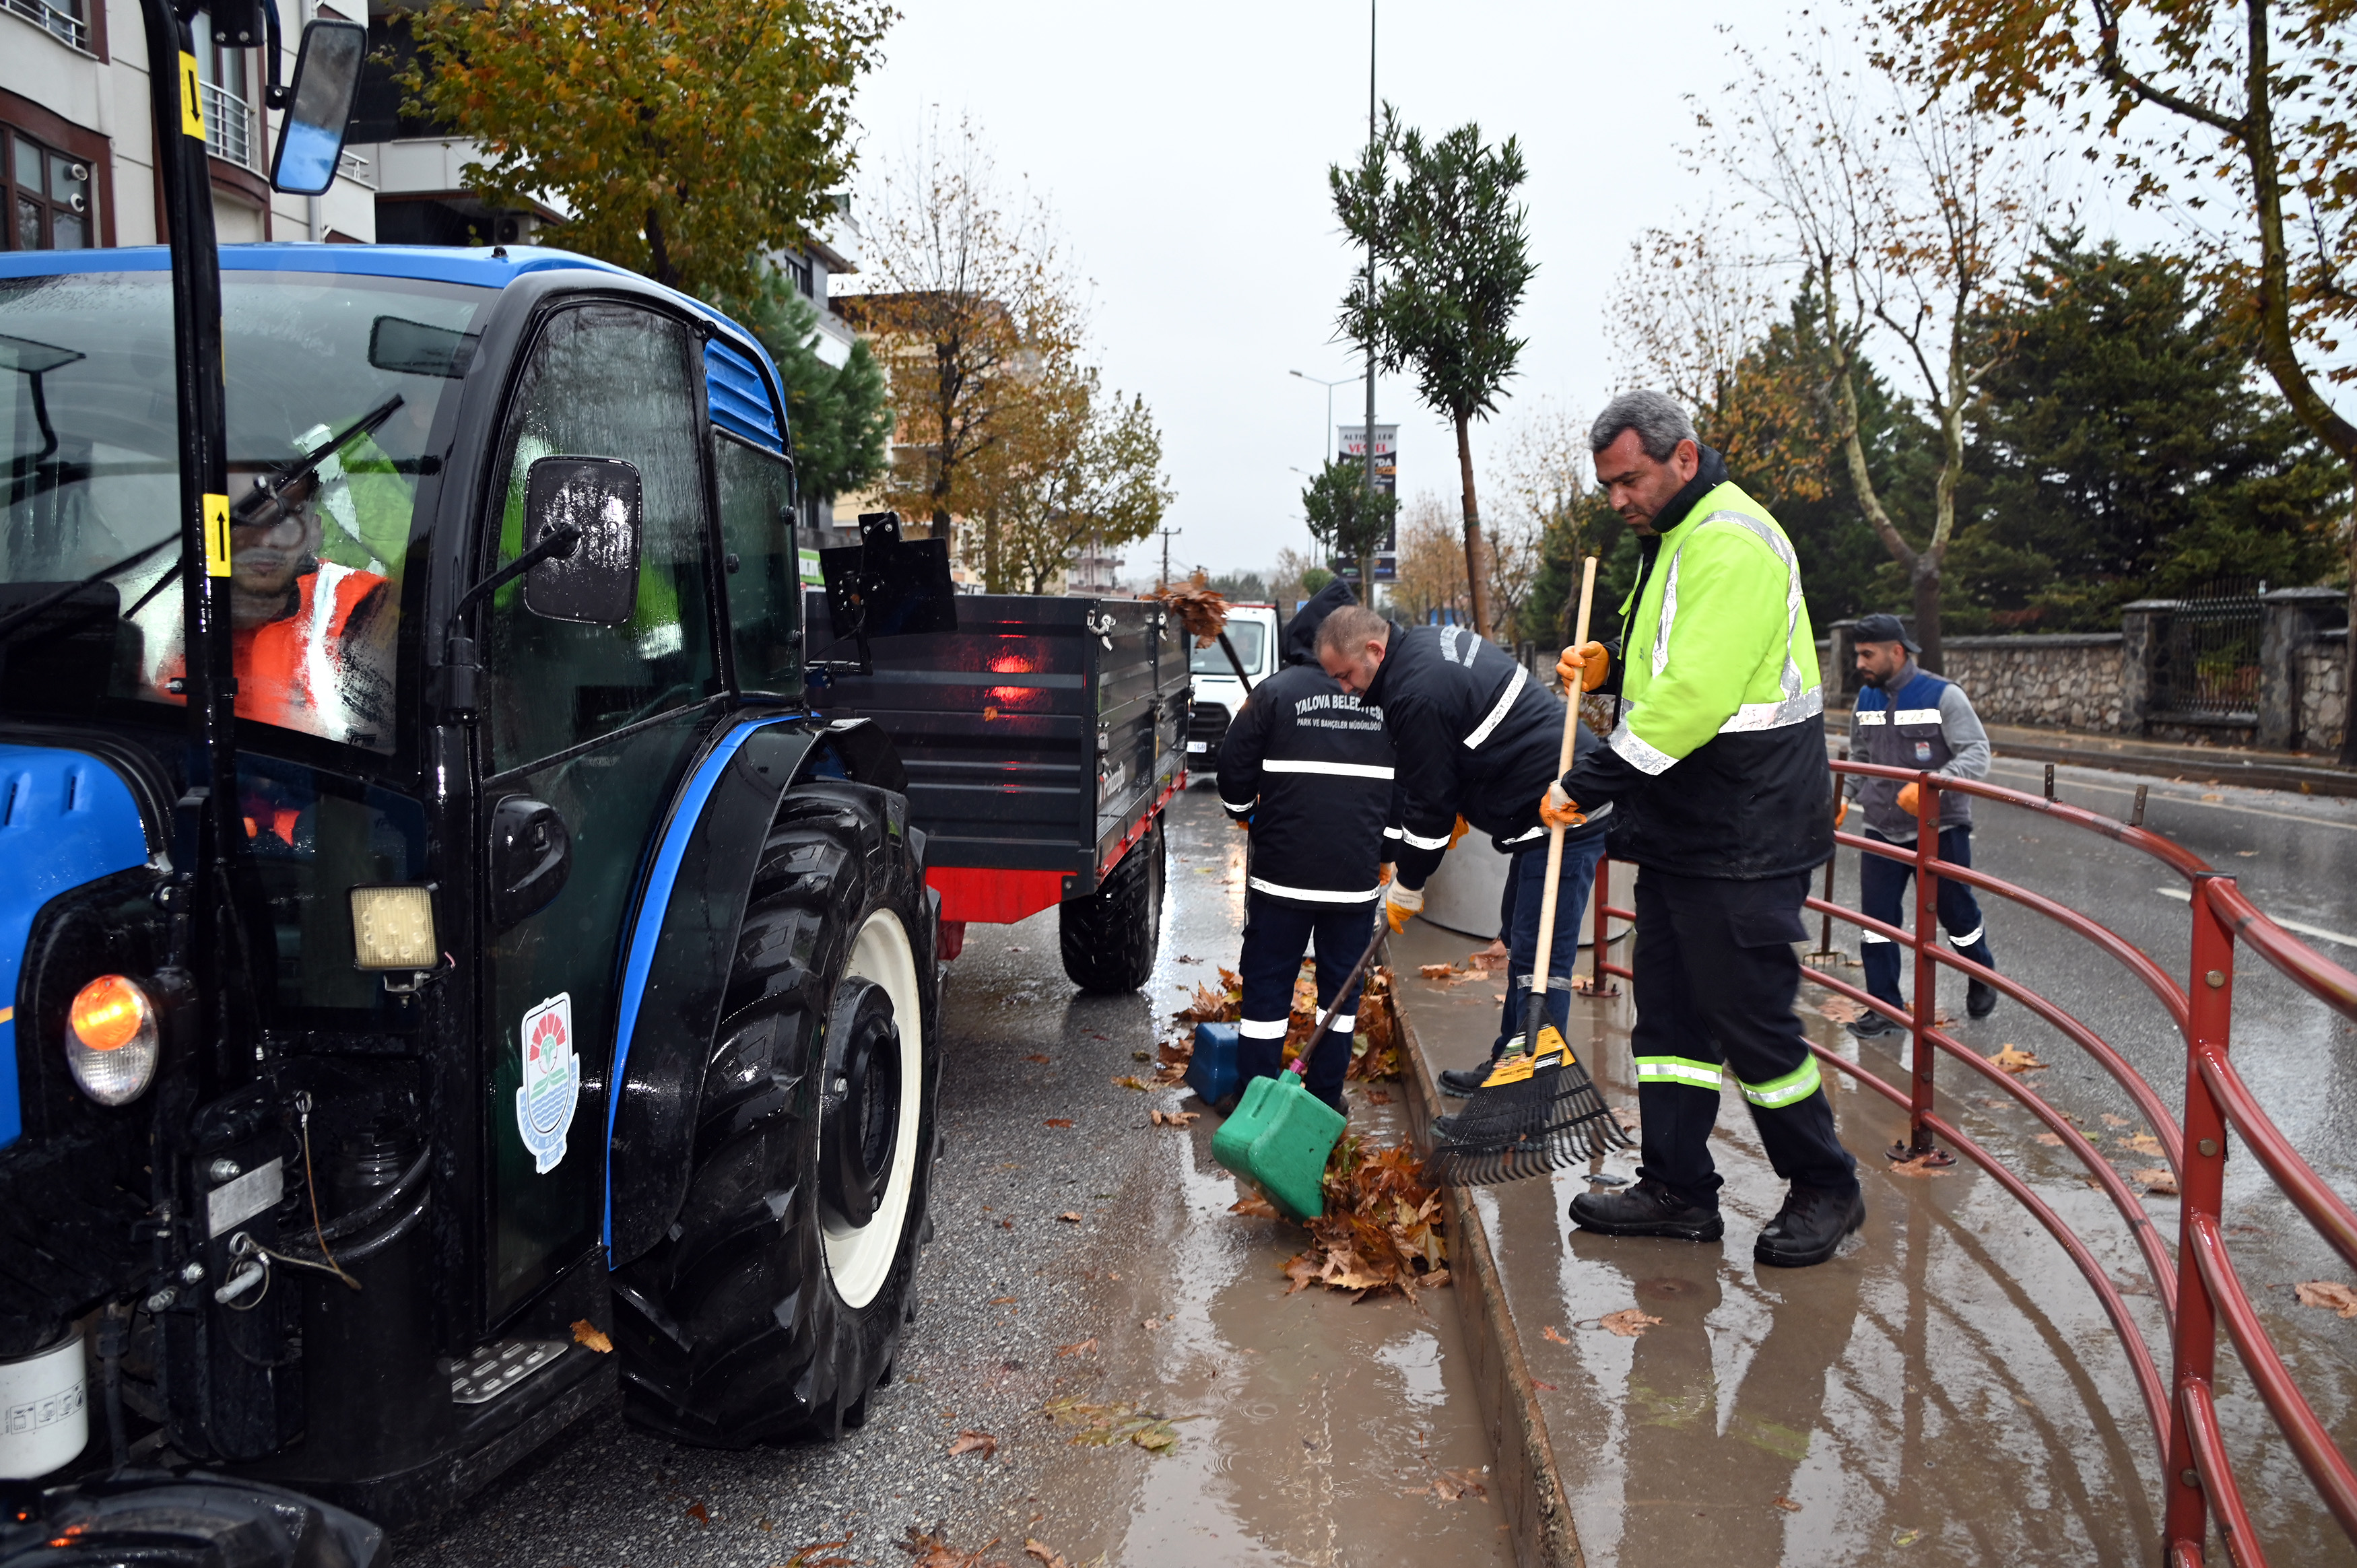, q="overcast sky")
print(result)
[838,1,2180,586]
